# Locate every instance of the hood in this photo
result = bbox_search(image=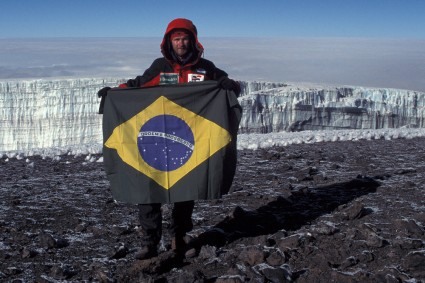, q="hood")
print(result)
[160,18,204,63]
